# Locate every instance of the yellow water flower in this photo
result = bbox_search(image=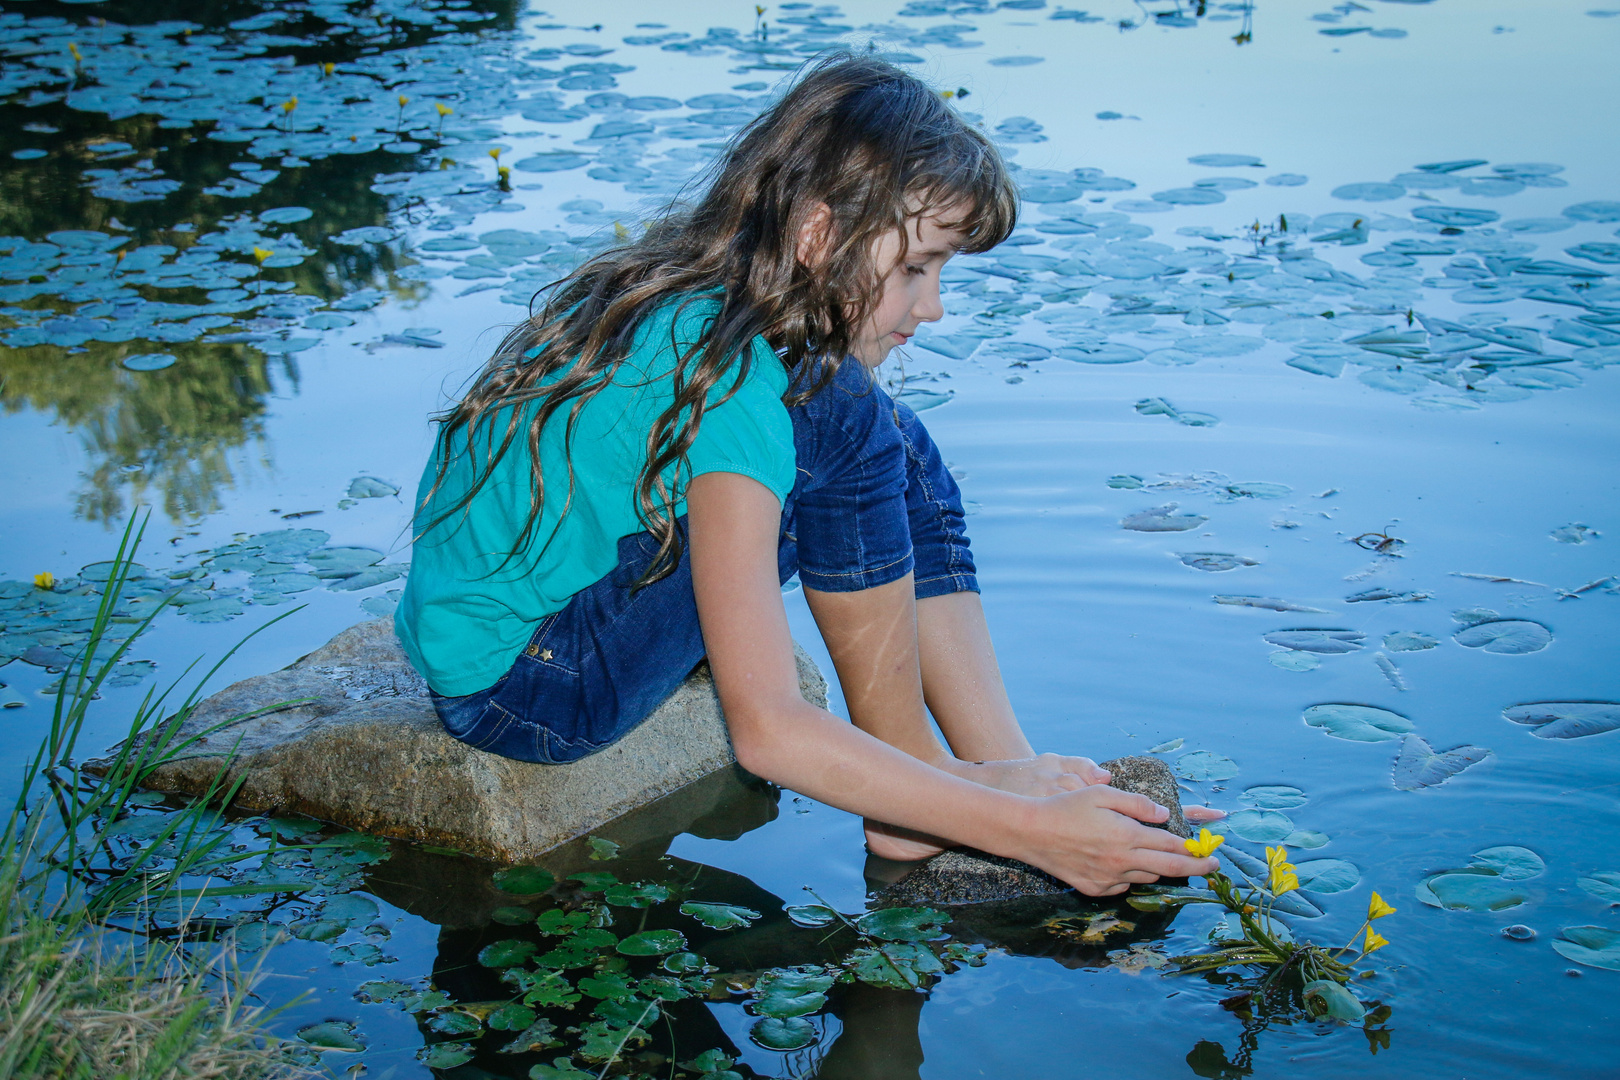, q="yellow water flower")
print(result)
[398,94,410,107]
[252,247,273,264]
[1363,927,1388,954]
[1265,845,1289,872]
[69,43,83,62]
[613,221,629,242]
[488,147,501,160]
[1265,846,1298,896]
[33,571,54,590]
[282,96,298,114]
[435,102,453,117]
[1184,828,1224,858]
[1368,892,1396,920]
